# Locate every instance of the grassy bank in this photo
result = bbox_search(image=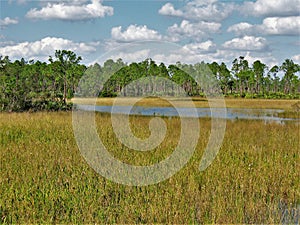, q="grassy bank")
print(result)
[0,112,299,223]
[72,97,300,110]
